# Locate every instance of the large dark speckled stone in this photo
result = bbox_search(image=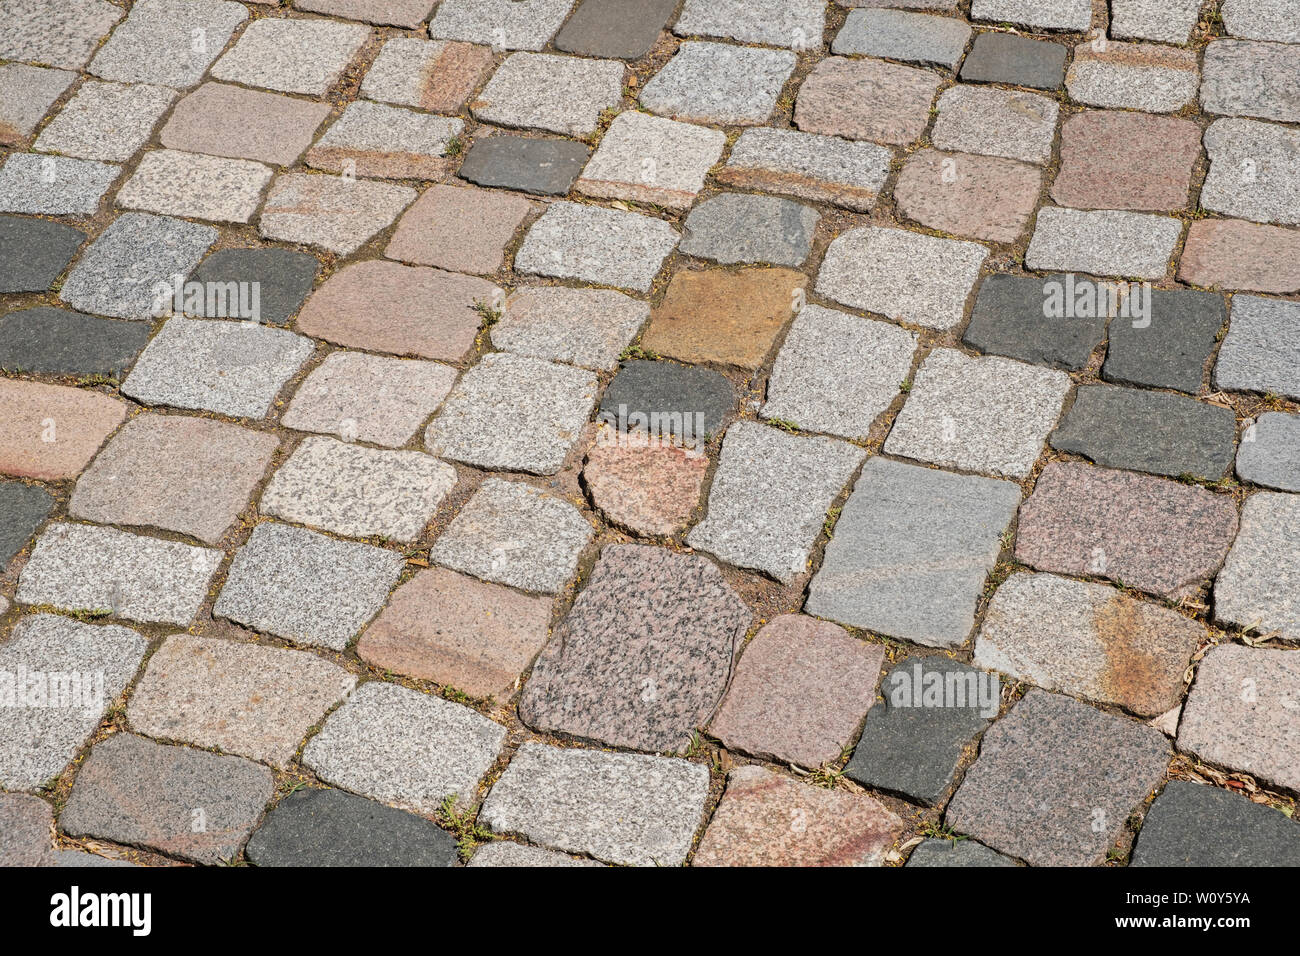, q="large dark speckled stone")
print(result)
[0,307,151,378]
[1131,780,1300,867]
